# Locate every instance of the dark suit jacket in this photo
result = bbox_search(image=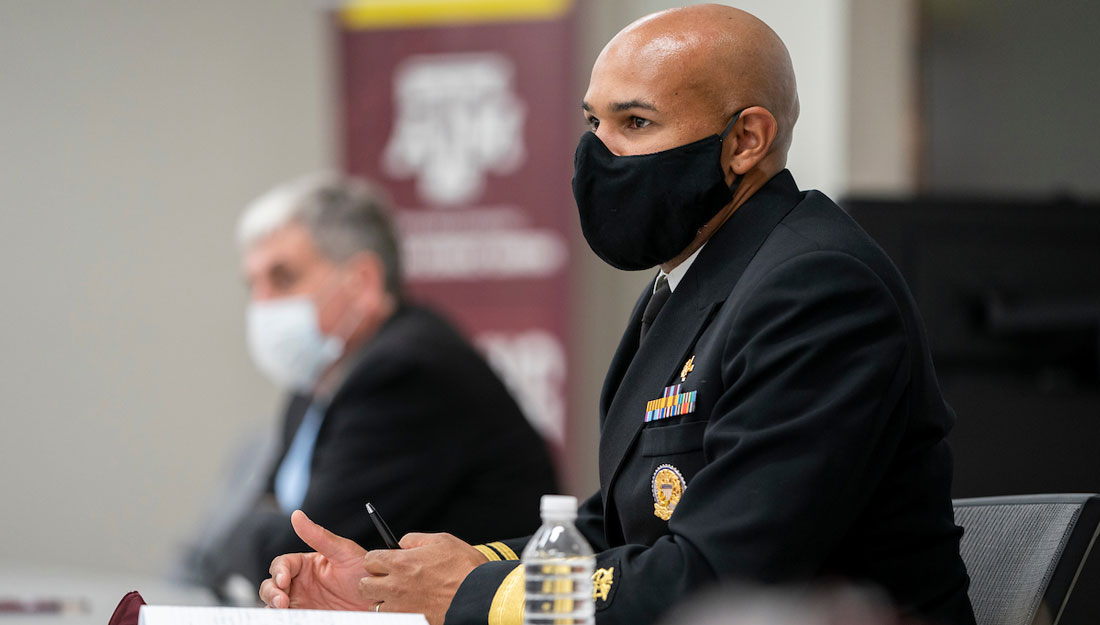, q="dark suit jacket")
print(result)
[447,171,975,625]
[207,304,558,588]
